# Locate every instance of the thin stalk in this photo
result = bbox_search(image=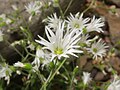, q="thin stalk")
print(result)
[48,58,66,83]
[69,66,79,89]
[5,40,24,58]
[24,47,36,57]
[69,74,75,89]
[40,58,67,90]
[0,54,5,62]
[62,65,70,80]
[36,71,46,84]
[82,0,96,13]
[22,54,29,62]
[63,0,74,15]
[57,2,64,19]
[20,16,33,41]
[82,85,86,90]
